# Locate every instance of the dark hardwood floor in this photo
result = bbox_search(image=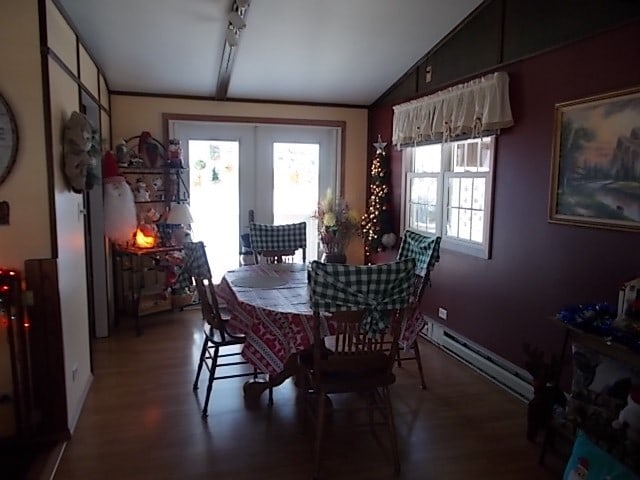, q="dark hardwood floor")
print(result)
[45,309,565,480]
